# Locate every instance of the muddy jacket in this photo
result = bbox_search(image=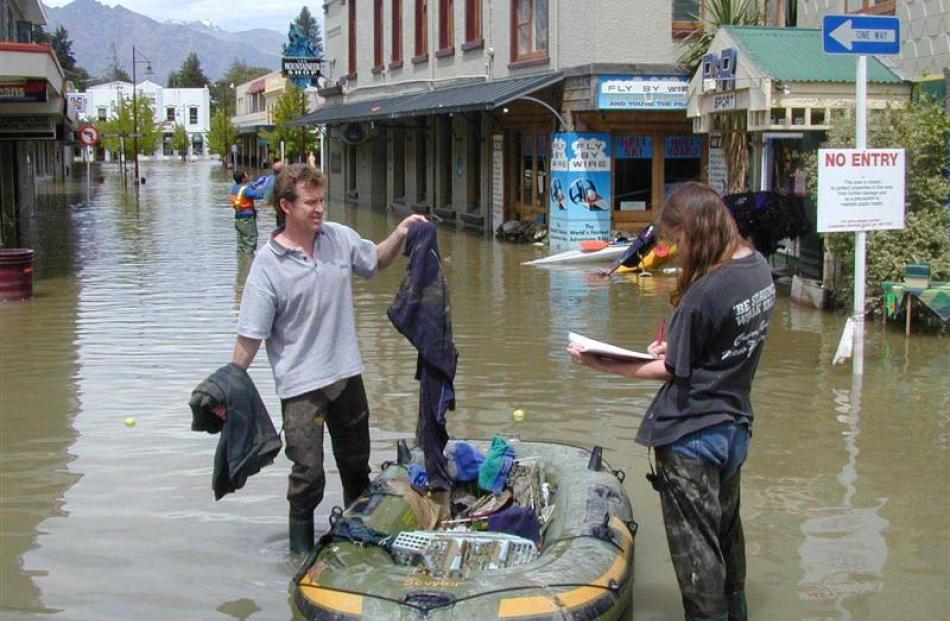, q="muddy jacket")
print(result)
[387,221,458,492]
[190,363,282,500]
